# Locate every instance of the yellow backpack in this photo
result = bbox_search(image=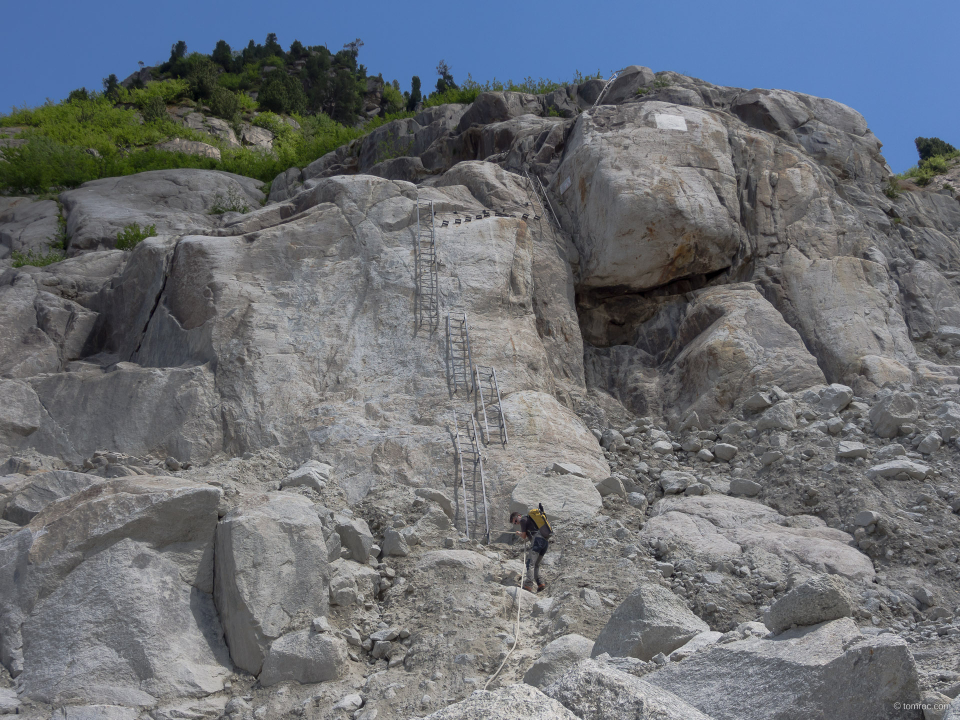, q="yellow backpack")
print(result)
[528,504,553,538]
